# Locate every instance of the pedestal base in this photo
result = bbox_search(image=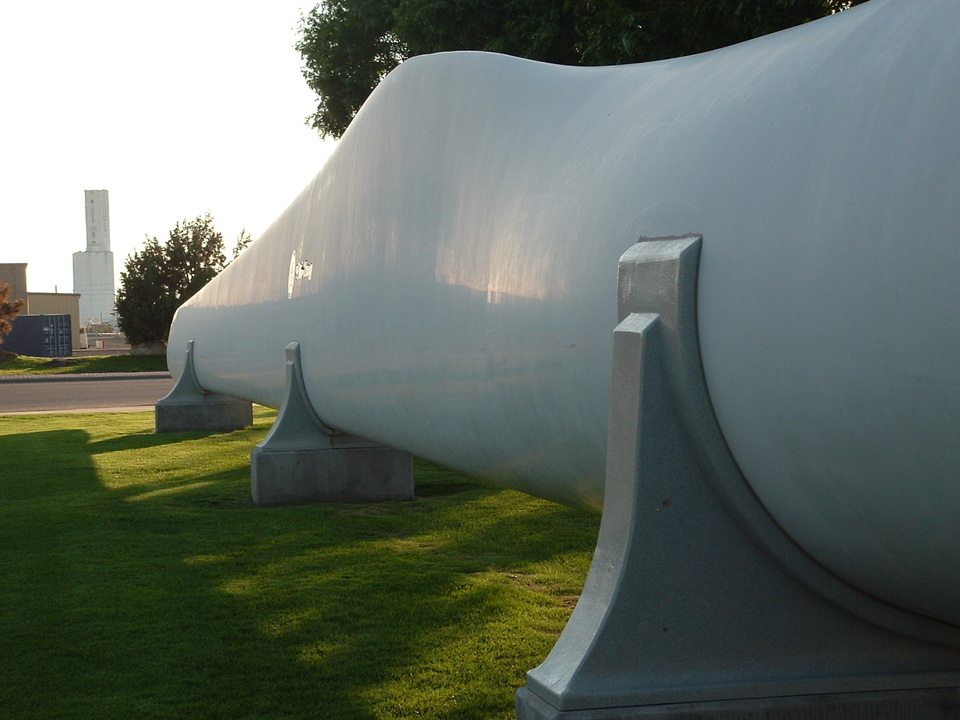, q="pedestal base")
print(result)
[251,445,413,505]
[155,398,253,433]
[155,340,252,433]
[517,686,960,720]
